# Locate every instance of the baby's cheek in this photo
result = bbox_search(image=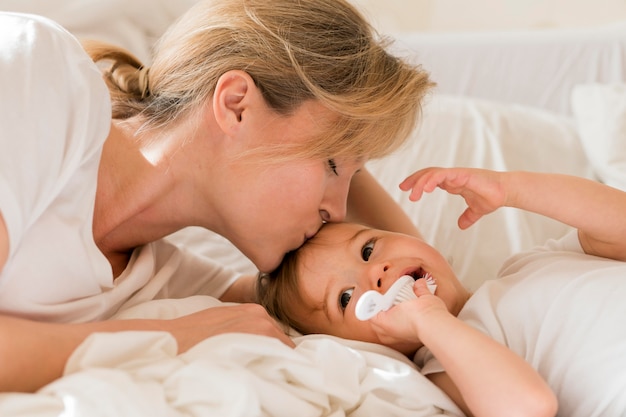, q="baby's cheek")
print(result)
[337,319,380,344]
